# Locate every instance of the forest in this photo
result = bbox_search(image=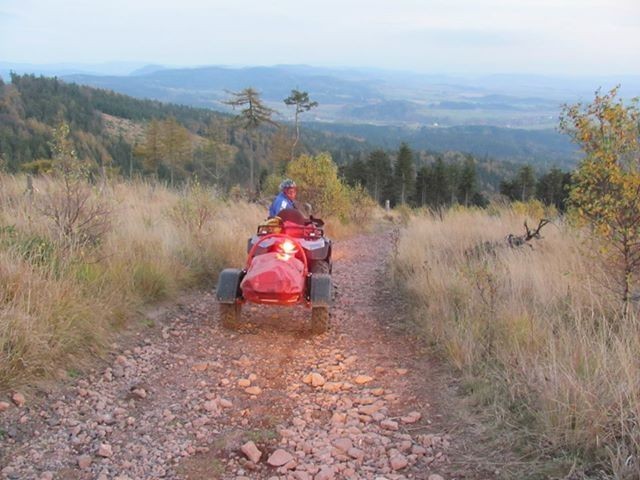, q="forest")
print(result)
[0,74,572,209]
